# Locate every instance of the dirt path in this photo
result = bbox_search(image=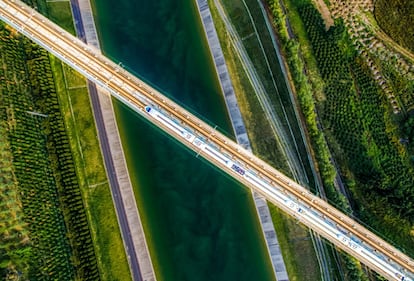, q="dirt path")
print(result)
[313,0,334,29]
[361,13,414,63]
